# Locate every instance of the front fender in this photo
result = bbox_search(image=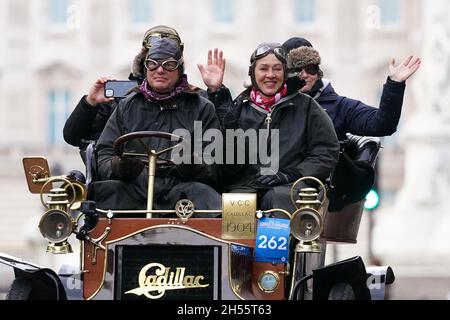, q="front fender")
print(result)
[0,252,67,300]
